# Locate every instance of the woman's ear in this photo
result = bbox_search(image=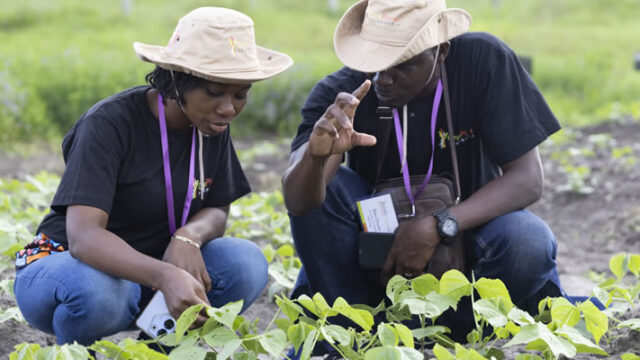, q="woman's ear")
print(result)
[438,41,451,63]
